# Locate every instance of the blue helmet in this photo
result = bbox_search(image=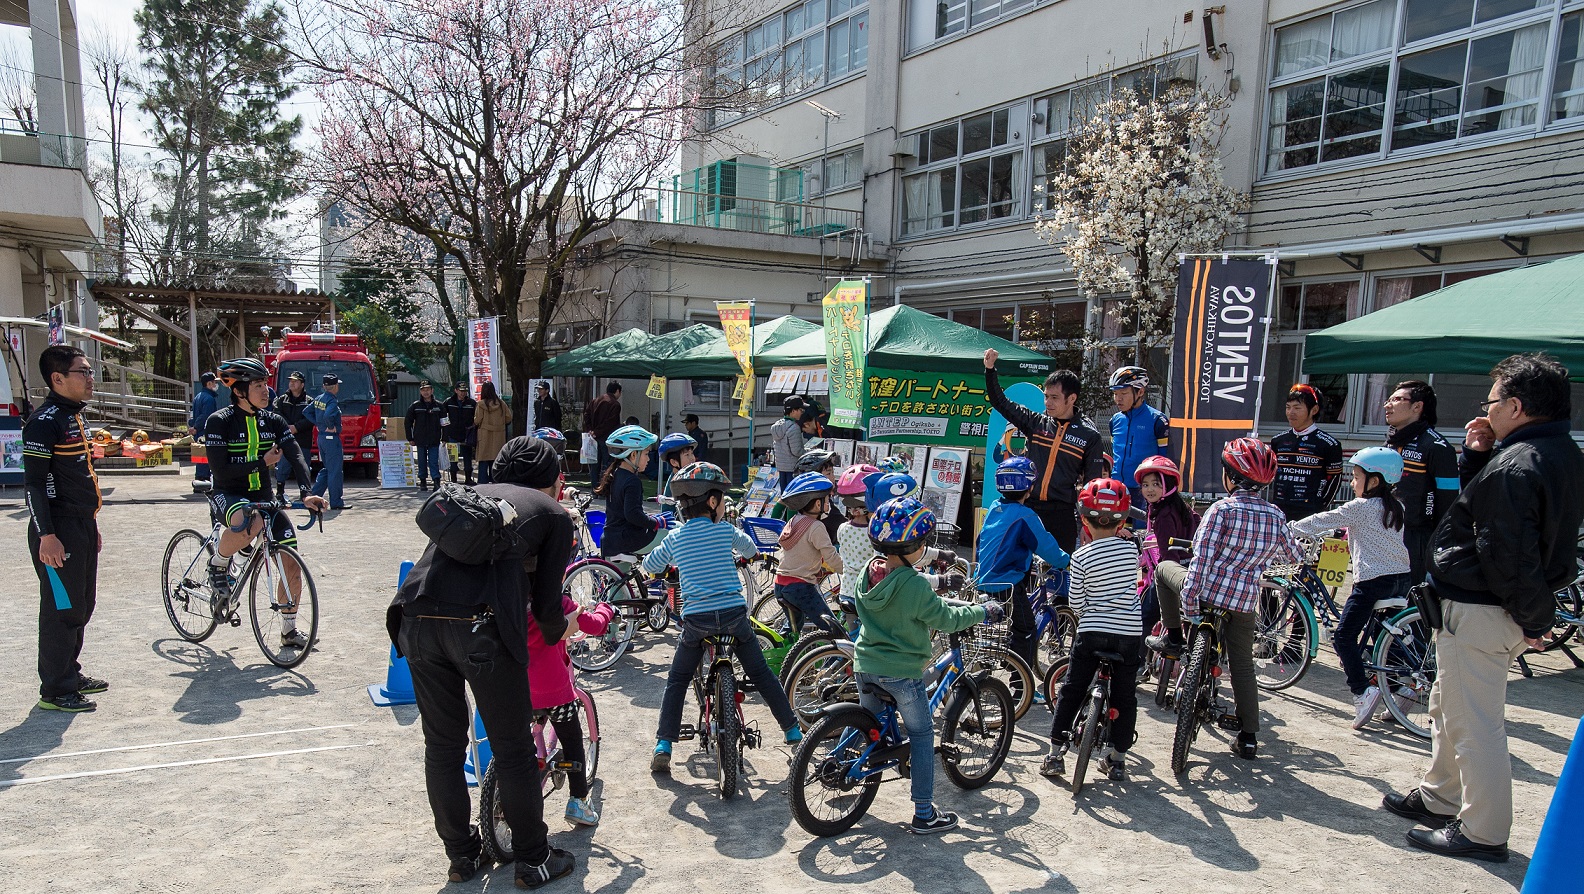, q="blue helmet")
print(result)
[532,427,565,445]
[865,472,917,512]
[869,497,935,555]
[779,471,835,512]
[605,424,656,459]
[994,456,1037,493]
[1350,446,1404,485]
[657,432,697,461]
